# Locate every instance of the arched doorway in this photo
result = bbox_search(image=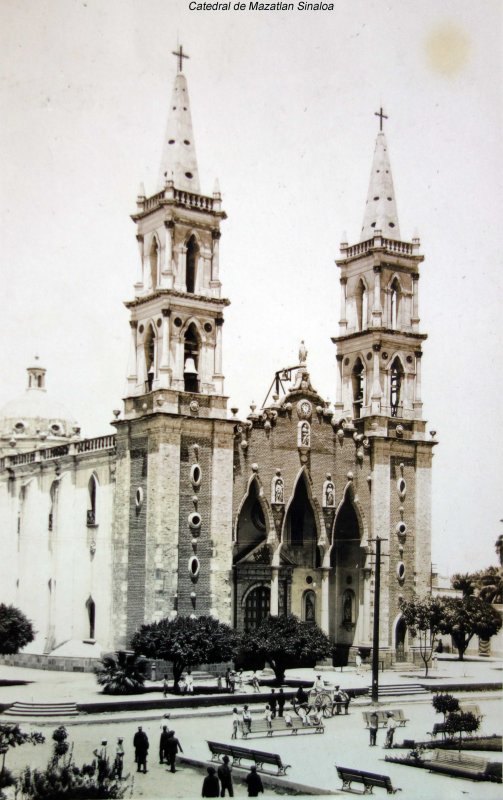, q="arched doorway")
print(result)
[244,586,270,632]
[331,492,362,642]
[395,616,407,662]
